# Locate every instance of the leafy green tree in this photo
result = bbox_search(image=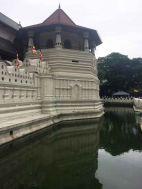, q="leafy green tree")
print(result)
[97,53,142,97]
